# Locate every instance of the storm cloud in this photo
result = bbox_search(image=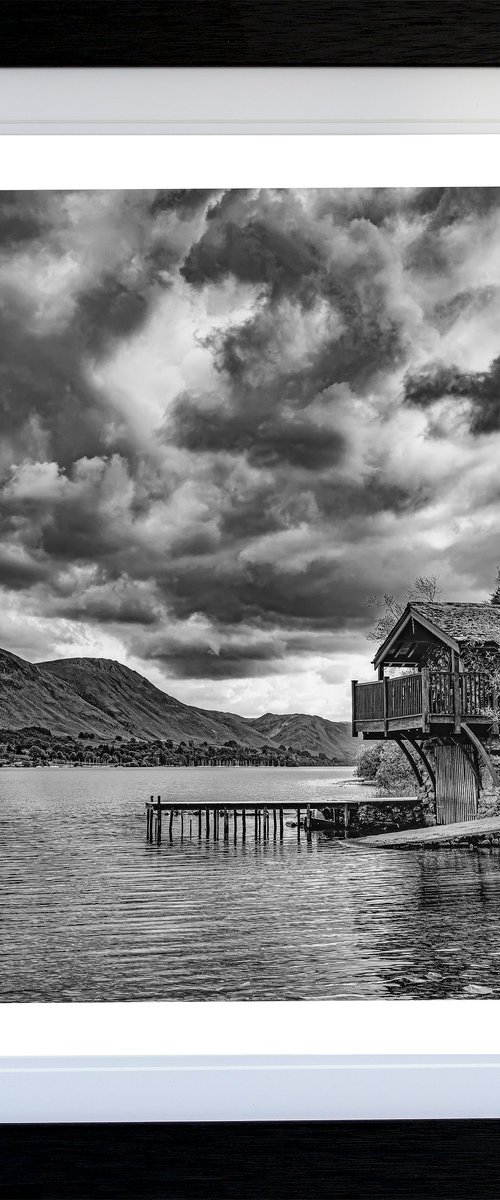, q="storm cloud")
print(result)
[2,187,500,718]
[404,355,500,435]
